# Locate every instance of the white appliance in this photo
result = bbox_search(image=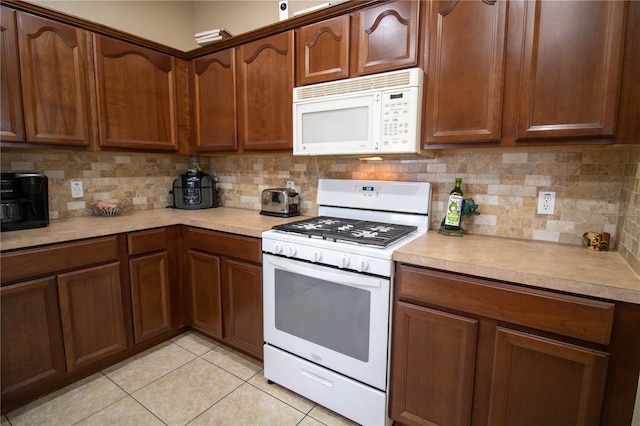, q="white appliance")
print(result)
[262,179,431,426]
[293,68,425,157]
